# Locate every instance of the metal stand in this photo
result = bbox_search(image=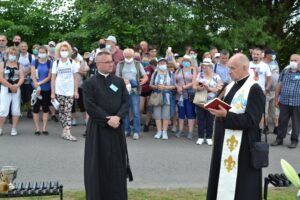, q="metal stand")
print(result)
[0,181,63,200]
[264,173,292,200]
